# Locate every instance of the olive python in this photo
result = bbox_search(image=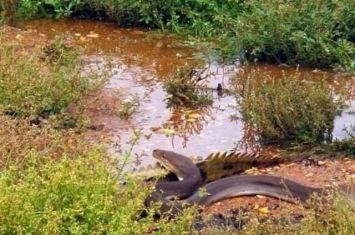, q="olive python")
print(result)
[145,149,355,217]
